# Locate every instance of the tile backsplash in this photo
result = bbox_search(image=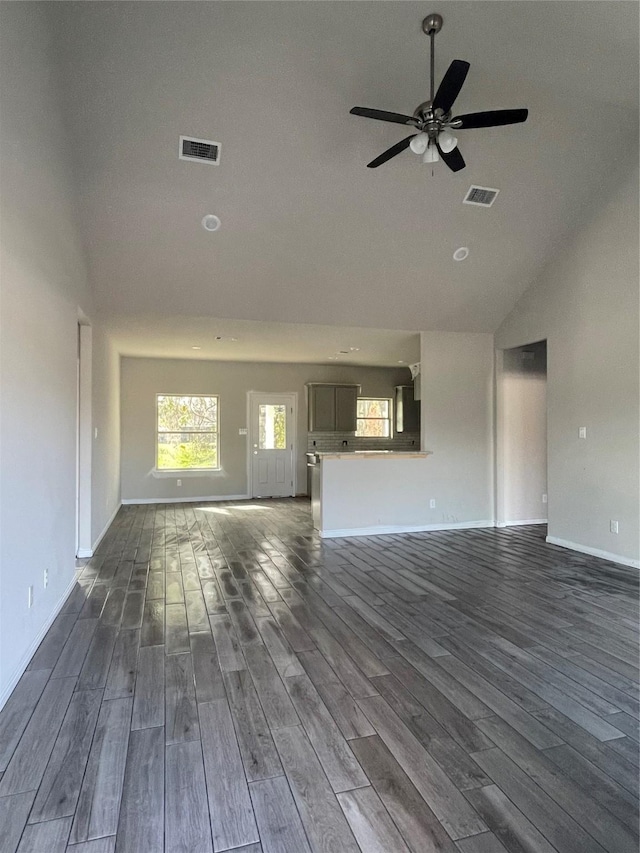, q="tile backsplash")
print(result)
[307,431,421,452]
